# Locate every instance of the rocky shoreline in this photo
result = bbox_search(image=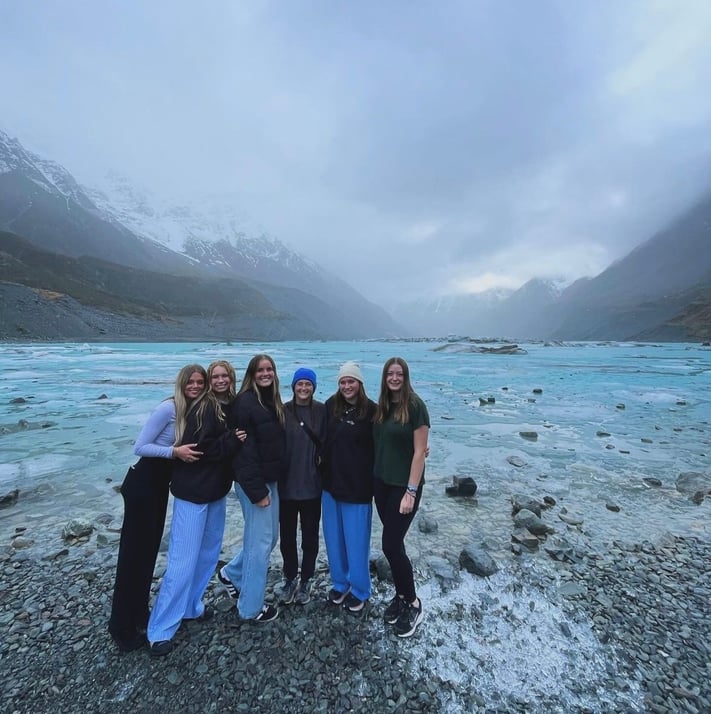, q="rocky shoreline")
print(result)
[1,510,709,714]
